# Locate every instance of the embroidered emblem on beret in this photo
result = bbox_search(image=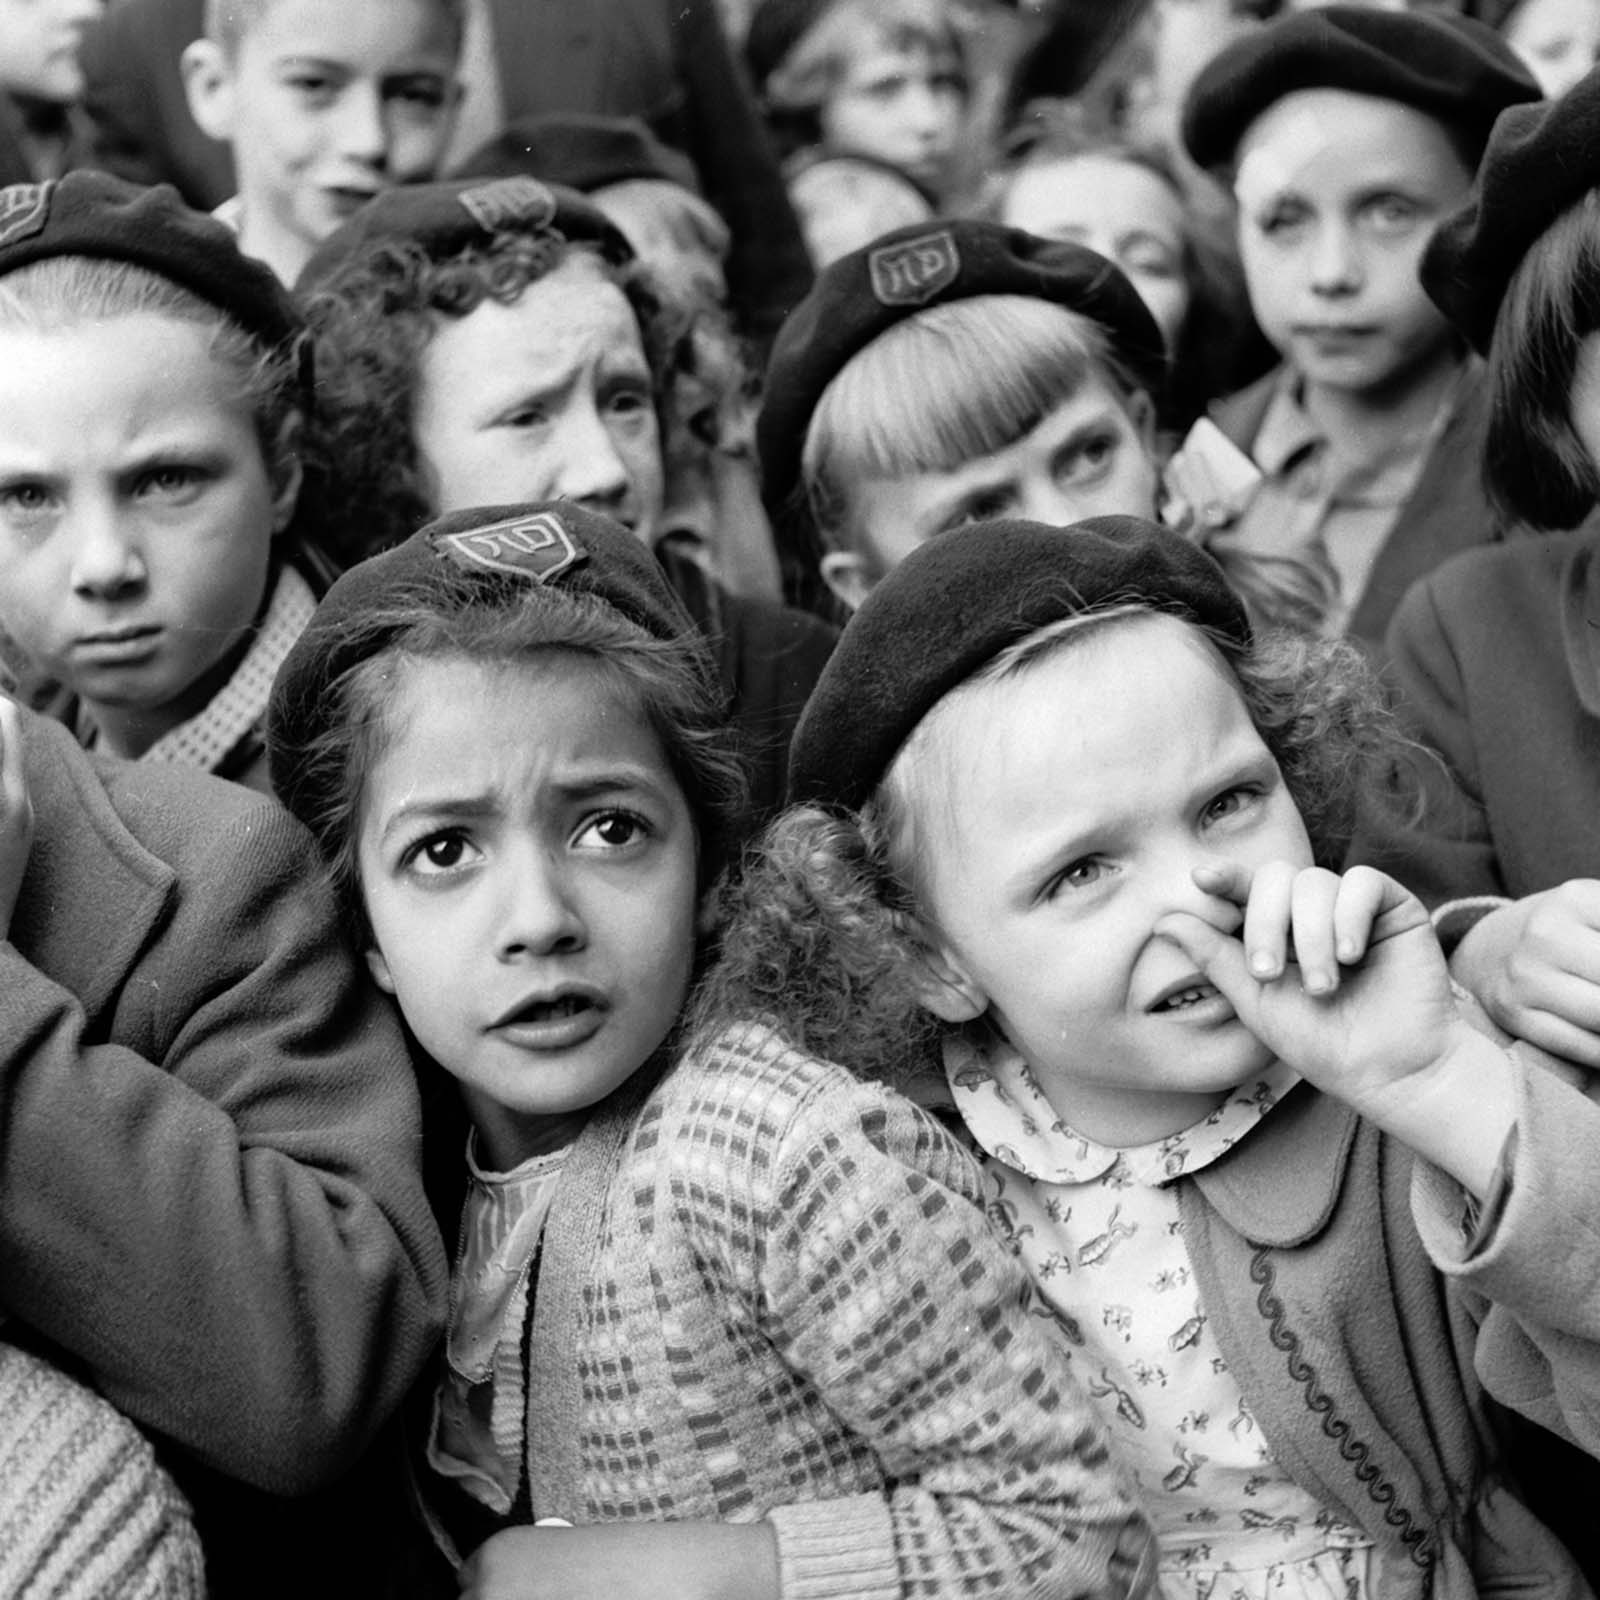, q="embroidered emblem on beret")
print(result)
[457,176,558,235]
[433,511,586,582]
[867,229,960,307]
[0,182,53,250]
